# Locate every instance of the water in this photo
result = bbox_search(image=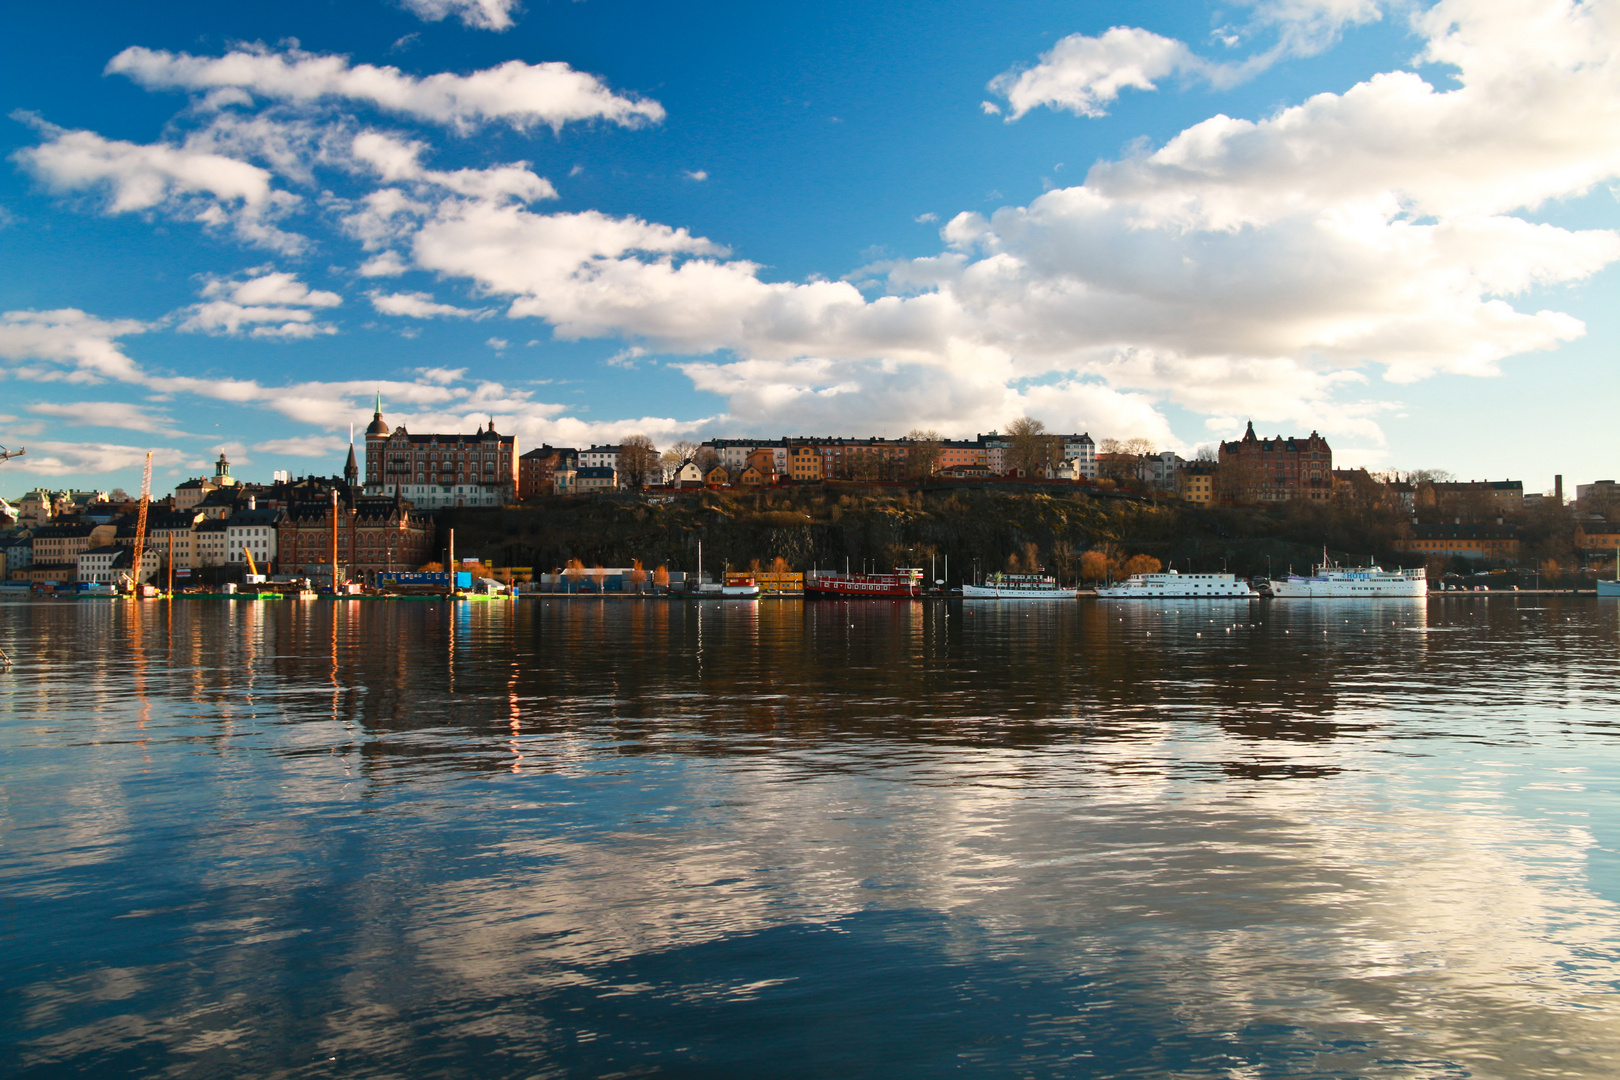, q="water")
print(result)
[2,595,1619,1078]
